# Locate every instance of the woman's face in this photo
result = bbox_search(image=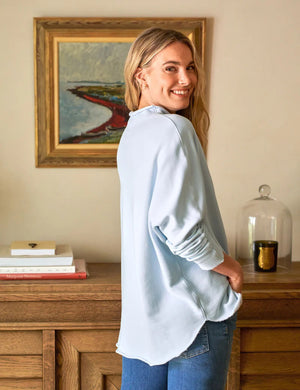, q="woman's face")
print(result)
[136,41,197,113]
